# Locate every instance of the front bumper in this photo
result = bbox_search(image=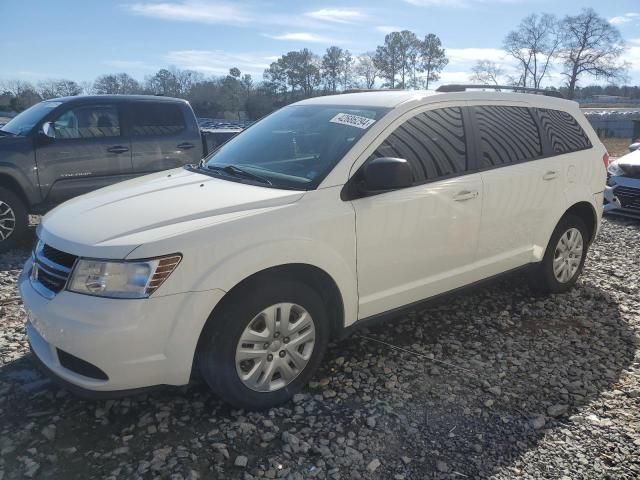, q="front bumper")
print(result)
[20,258,225,392]
[604,178,640,219]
